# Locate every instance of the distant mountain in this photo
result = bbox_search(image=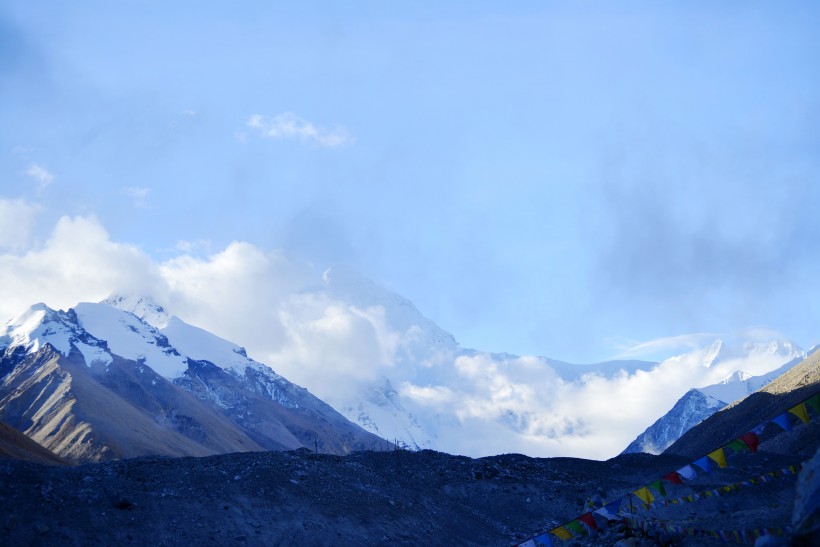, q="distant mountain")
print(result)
[663,350,820,459]
[623,339,806,455]
[0,299,386,462]
[2,270,811,461]
[312,266,663,452]
[622,389,727,455]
